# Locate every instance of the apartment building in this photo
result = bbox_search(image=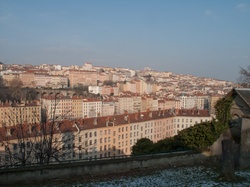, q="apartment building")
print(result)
[0,109,210,165]
[41,94,72,120]
[71,95,84,119]
[19,71,35,87]
[88,86,102,94]
[0,100,41,127]
[2,73,19,86]
[68,70,98,87]
[116,96,134,114]
[165,99,176,109]
[141,96,158,112]
[173,109,211,136]
[132,95,142,113]
[102,101,115,117]
[121,81,137,93]
[82,99,102,118]
[179,95,209,110]
[34,74,68,88]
